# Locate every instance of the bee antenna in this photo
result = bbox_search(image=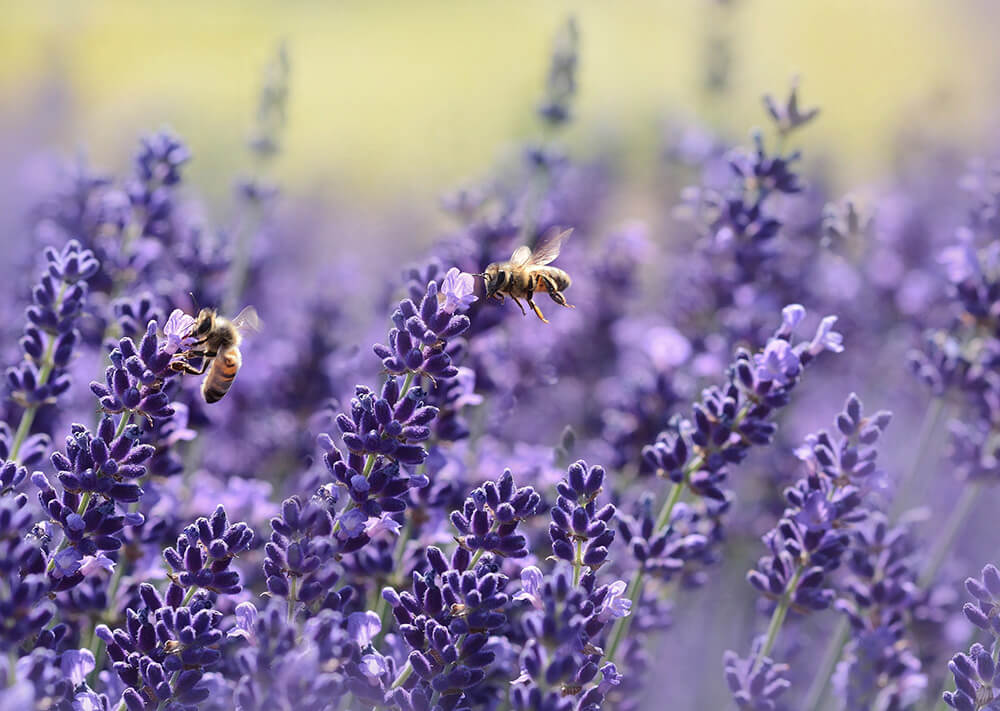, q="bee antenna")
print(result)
[188,291,199,310]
